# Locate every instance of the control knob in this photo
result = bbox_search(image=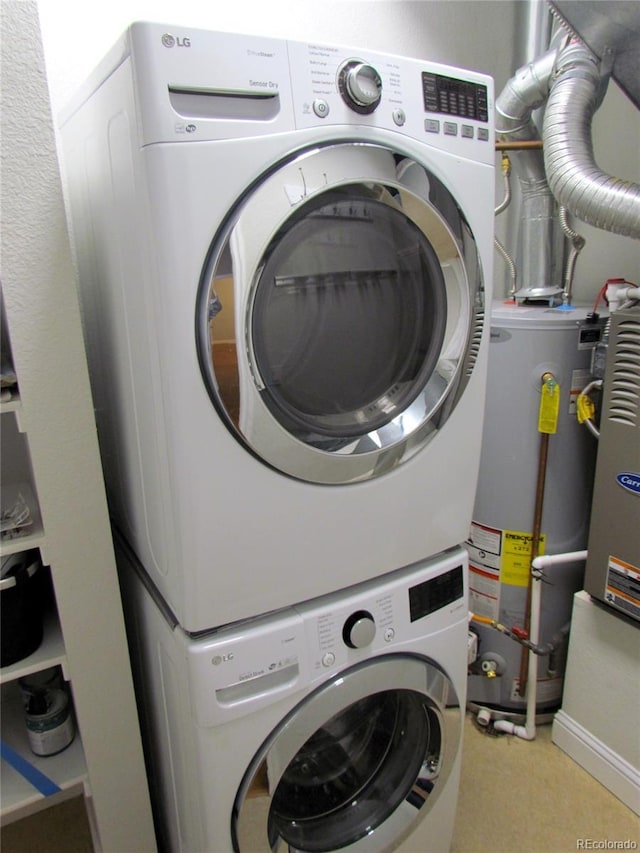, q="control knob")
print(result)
[343,610,376,649]
[338,61,382,114]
